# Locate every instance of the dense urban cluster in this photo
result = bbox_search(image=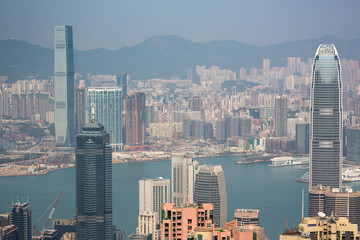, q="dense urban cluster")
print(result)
[1,25,360,240]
